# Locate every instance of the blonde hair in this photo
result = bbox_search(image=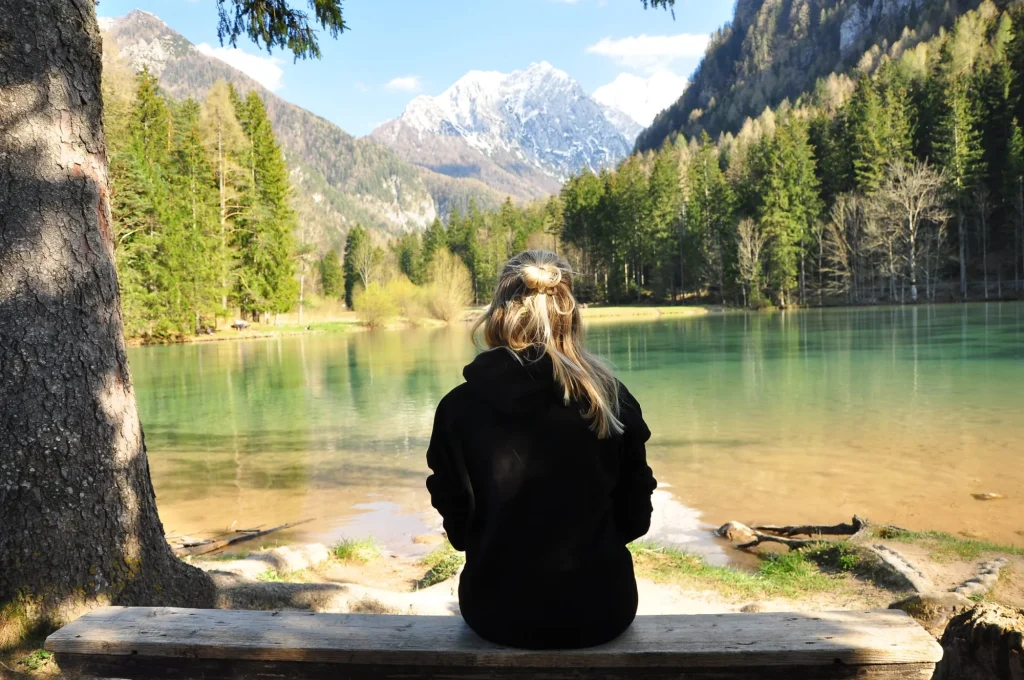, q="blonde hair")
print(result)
[472,250,623,439]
